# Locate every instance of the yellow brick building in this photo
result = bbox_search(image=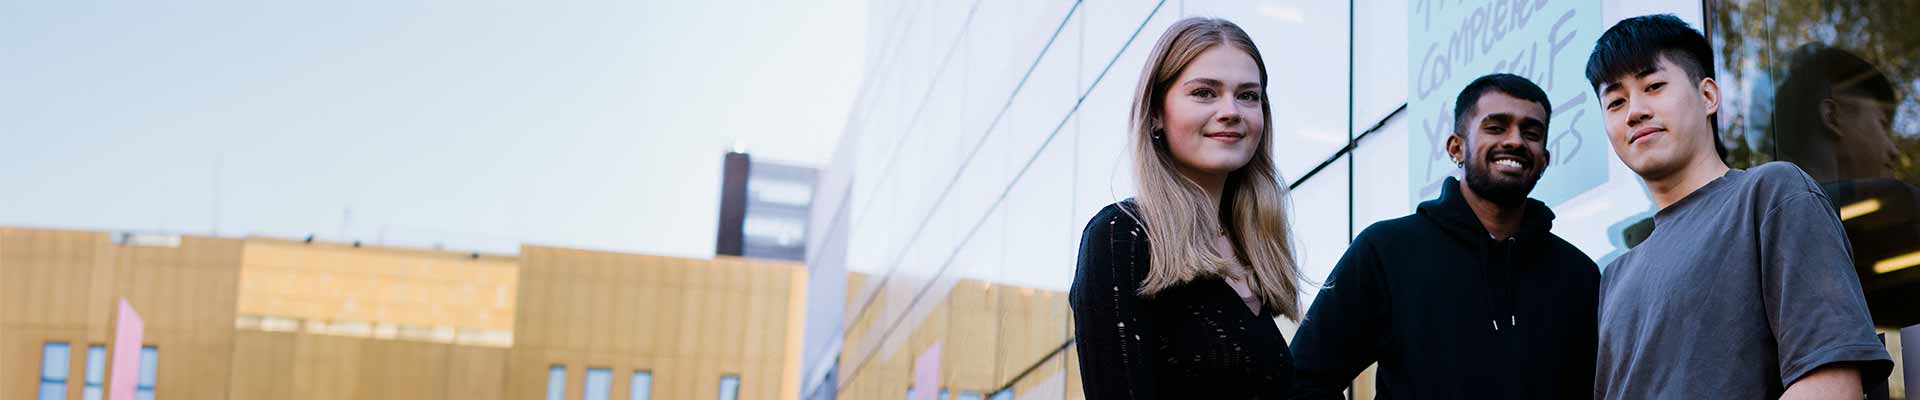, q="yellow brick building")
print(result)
[0,227,808,400]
